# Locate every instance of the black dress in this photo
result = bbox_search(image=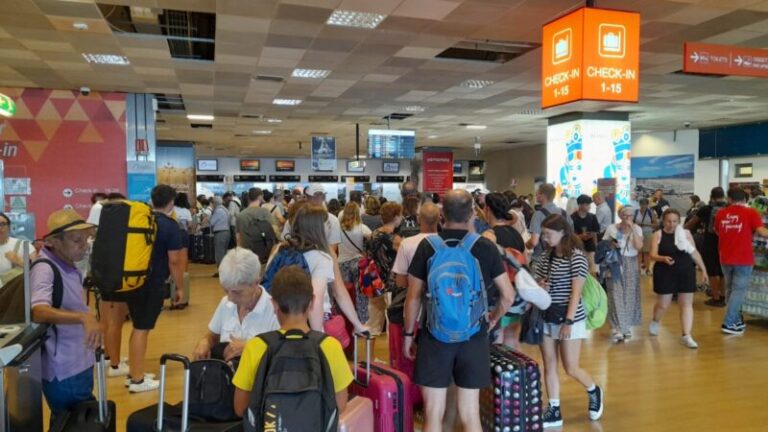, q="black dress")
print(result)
[653,230,696,295]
